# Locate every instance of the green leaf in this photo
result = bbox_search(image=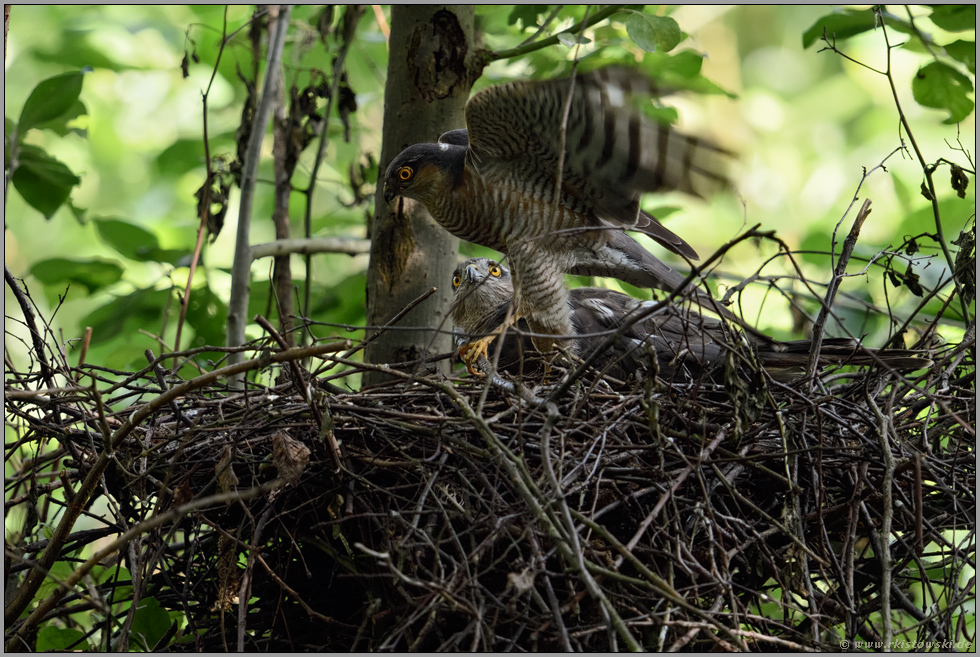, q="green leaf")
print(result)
[639,50,732,97]
[155,138,206,176]
[945,40,976,75]
[11,144,81,219]
[37,626,88,652]
[929,5,975,32]
[912,61,975,124]
[30,257,123,294]
[799,231,835,267]
[644,49,704,80]
[17,70,88,134]
[899,196,967,237]
[82,288,171,341]
[625,13,681,53]
[68,201,88,224]
[33,100,88,138]
[121,597,172,651]
[802,8,877,49]
[643,104,679,126]
[184,285,228,347]
[4,116,16,167]
[94,217,157,261]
